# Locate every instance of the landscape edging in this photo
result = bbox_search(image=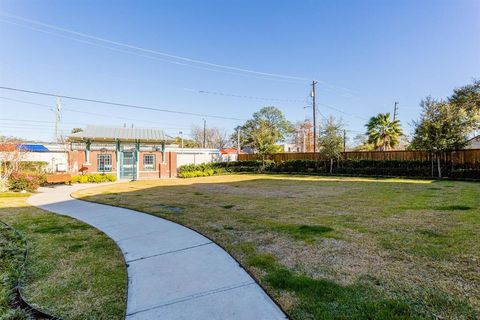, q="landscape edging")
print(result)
[71,191,292,320]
